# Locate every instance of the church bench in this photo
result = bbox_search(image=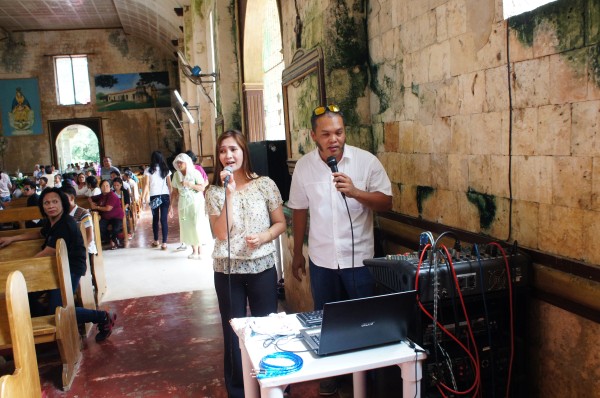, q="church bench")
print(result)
[2,197,29,208]
[0,227,42,238]
[0,271,42,398]
[0,240,81,391]
[0,207,42,230]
